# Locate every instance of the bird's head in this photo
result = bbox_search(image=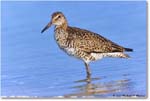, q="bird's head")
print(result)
[41,11,67,33]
